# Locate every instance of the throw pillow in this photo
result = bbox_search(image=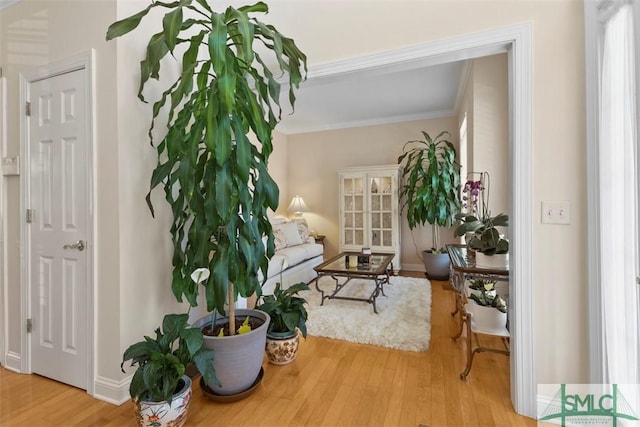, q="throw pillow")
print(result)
[268,214,288,225]
[277,221,303,246]
[296,220,309,242]
[273,228,287,251]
